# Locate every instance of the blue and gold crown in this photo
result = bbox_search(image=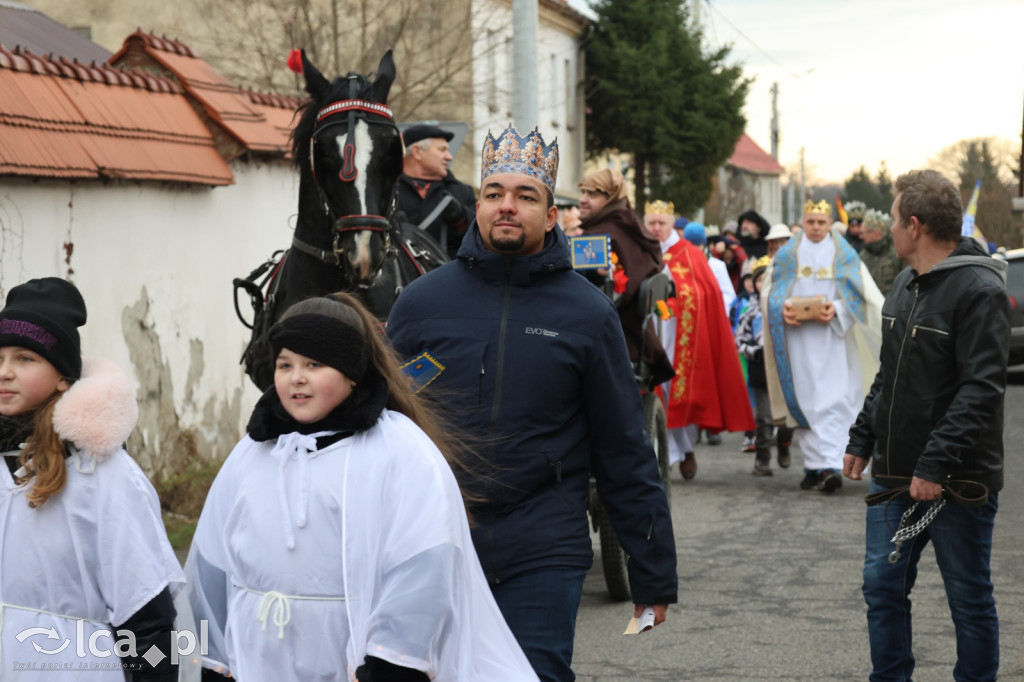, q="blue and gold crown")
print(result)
[481,124,559,195]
